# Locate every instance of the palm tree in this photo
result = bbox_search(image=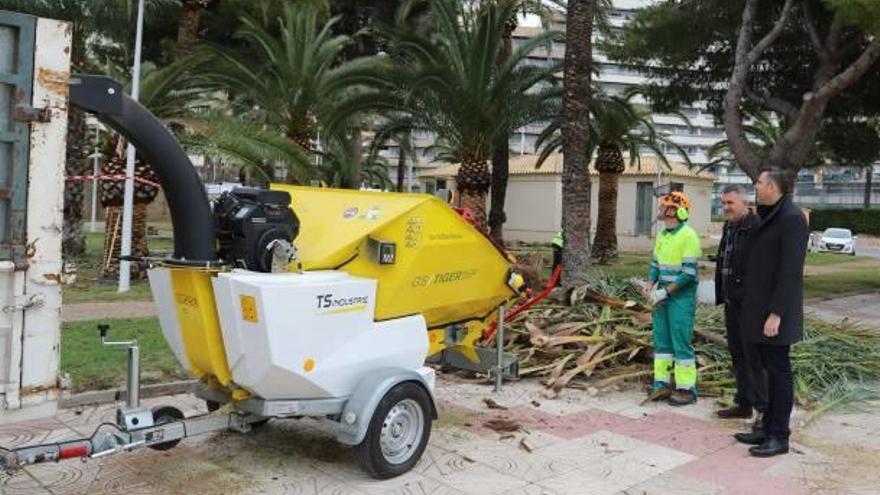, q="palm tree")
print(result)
[707,110,785,172]
[178,112,313,186]
[373,0,561,232]
[197,3,383,158]
[558,0,595,286]
[316,125,394,190]
[537,92,691,263]
[589,99,691,263]
[489,0,562,243]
